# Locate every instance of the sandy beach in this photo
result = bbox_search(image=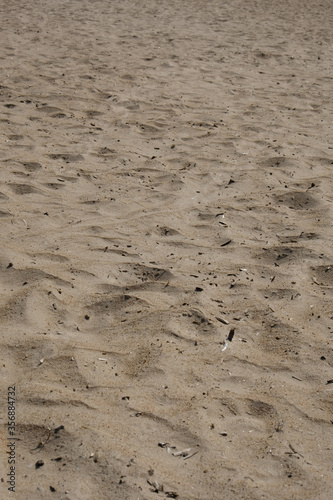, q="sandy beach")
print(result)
[0,0,332,498]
